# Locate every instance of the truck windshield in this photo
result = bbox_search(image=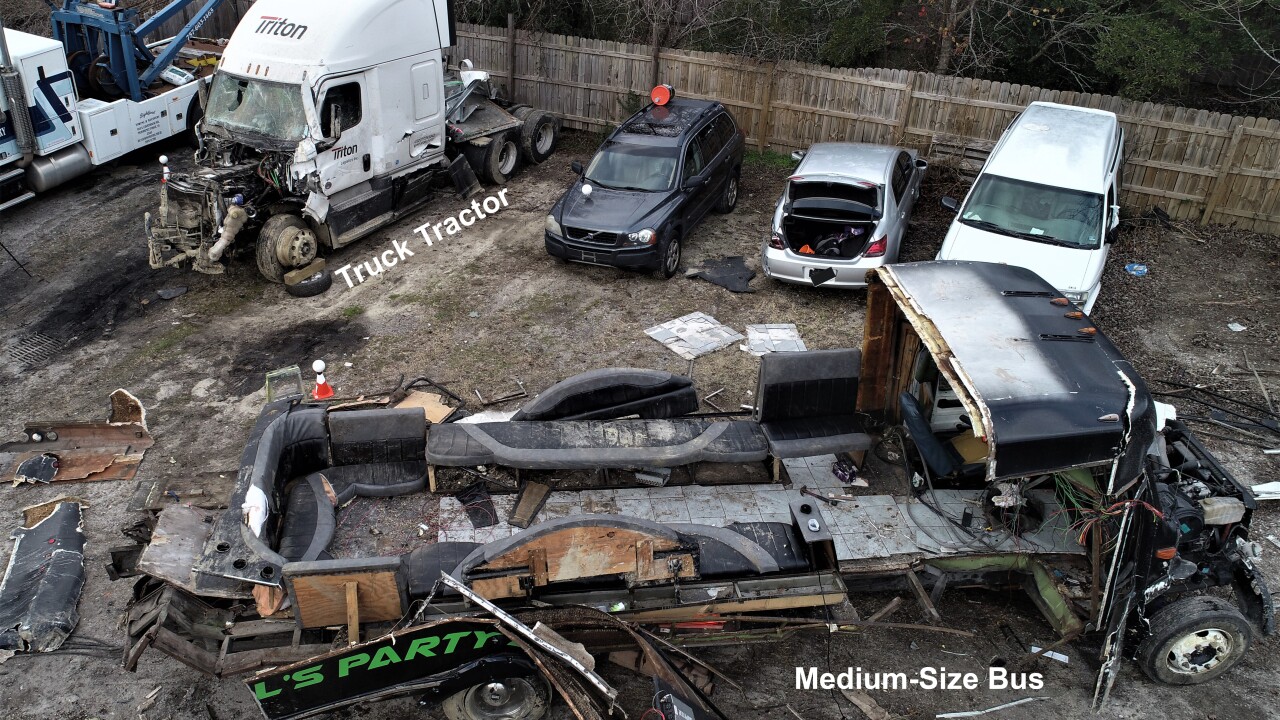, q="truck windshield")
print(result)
[204,74,308,143]
[584,142,678,192]
[960,175,1104,249]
